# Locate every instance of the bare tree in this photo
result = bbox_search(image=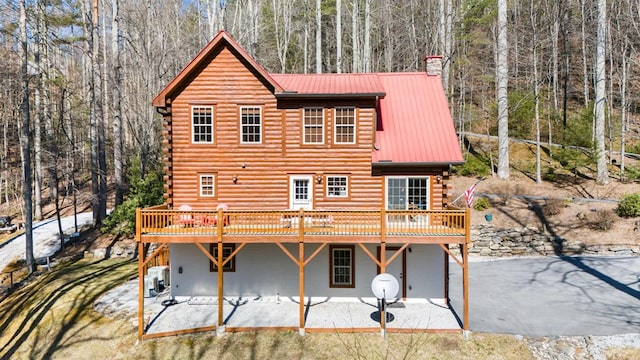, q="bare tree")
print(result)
[531,0,541,184]
[19,0,35,273]
[595,0,608,184]
[271,0,294,73]
[496,0,510,179]
[112,0,124,206]
[363,0,371,72]
[315,0,321,73]
[351,0,359,72]
[336,0,342,73]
